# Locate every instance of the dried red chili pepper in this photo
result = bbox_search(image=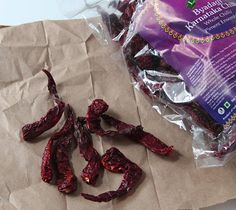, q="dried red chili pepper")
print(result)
[53,105,77,194]
[86,99,173,156]
[102,114,173,156]
[123,34,148,67]
[81,149,101,185]
[55,132,77,194]
[98,8,124,39]
[116,0,132,13]
[86,99,118,137]
[180,103,223,137]
[123,35,223,136]
[110,0,137,27]
[100,146,132,173]
[22,100,65,141]
[22,70,65,141]
[119,1,137,27]
[133,54,179,76]
[97,6,129,44]
[123,33,179,78]
[76,117,101,185]
[41,138,54,183]
[101,8,224,137]
[81,147,142,202]
[128,67,155,99]
[101,1,225,140]
[41,105,75,183]
[42,69,59,99]
[134,55,155,70]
